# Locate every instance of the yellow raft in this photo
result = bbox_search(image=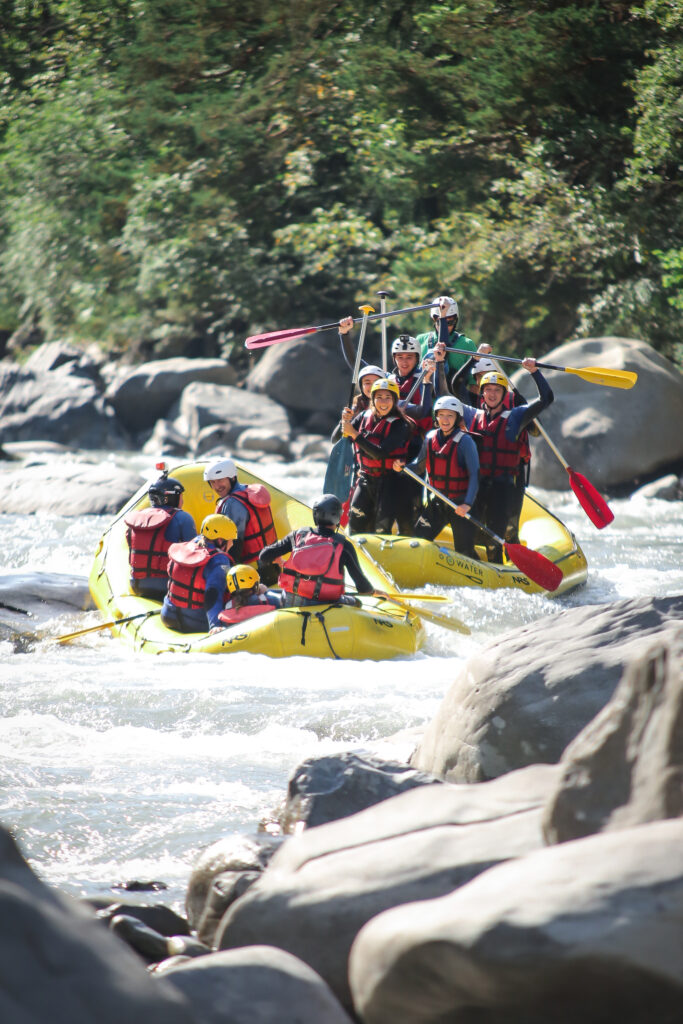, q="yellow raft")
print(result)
[88,462,425,659]
[351,492,587,596]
